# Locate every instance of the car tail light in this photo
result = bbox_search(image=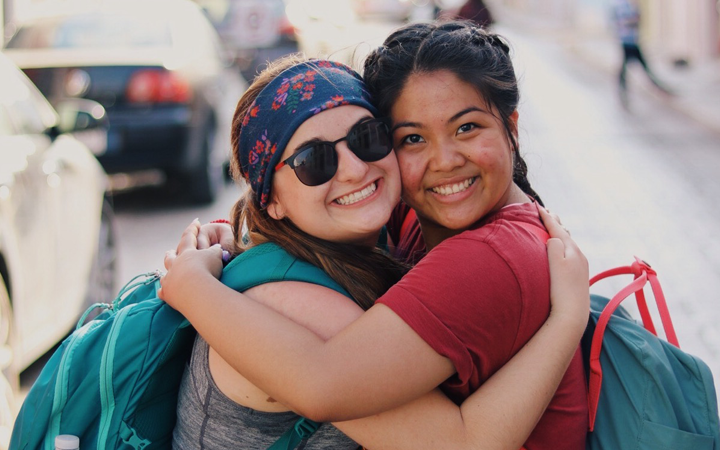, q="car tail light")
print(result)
[126,69,192,104]
[278,16,296,40]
